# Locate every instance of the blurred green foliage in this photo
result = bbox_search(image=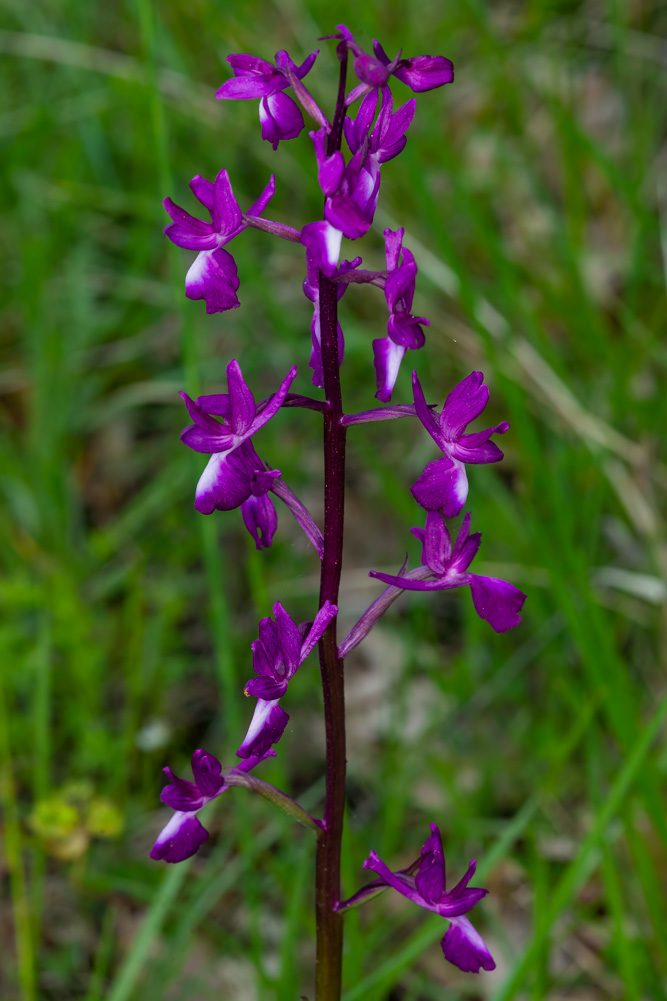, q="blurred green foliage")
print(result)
[1,0,666,999]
